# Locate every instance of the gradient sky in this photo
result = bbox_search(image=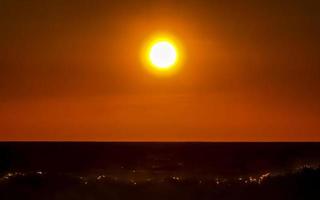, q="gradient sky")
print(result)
[1,0,320,141]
